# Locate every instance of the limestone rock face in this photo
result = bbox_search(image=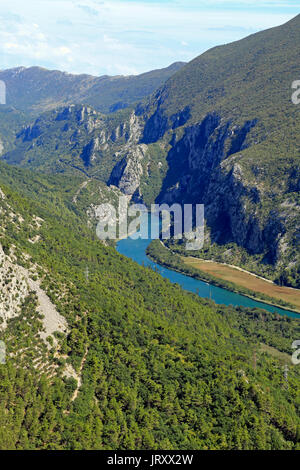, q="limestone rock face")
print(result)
[131,111,295,264]
[80,137,101,167]
[142,108,168,144]
[19,121,42,142]
[109,144,147,196]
